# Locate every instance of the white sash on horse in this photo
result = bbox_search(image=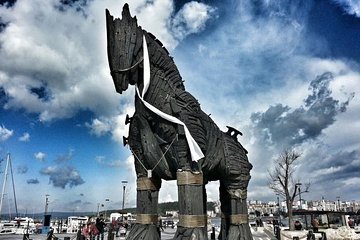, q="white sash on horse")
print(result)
[135,35,204,162]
